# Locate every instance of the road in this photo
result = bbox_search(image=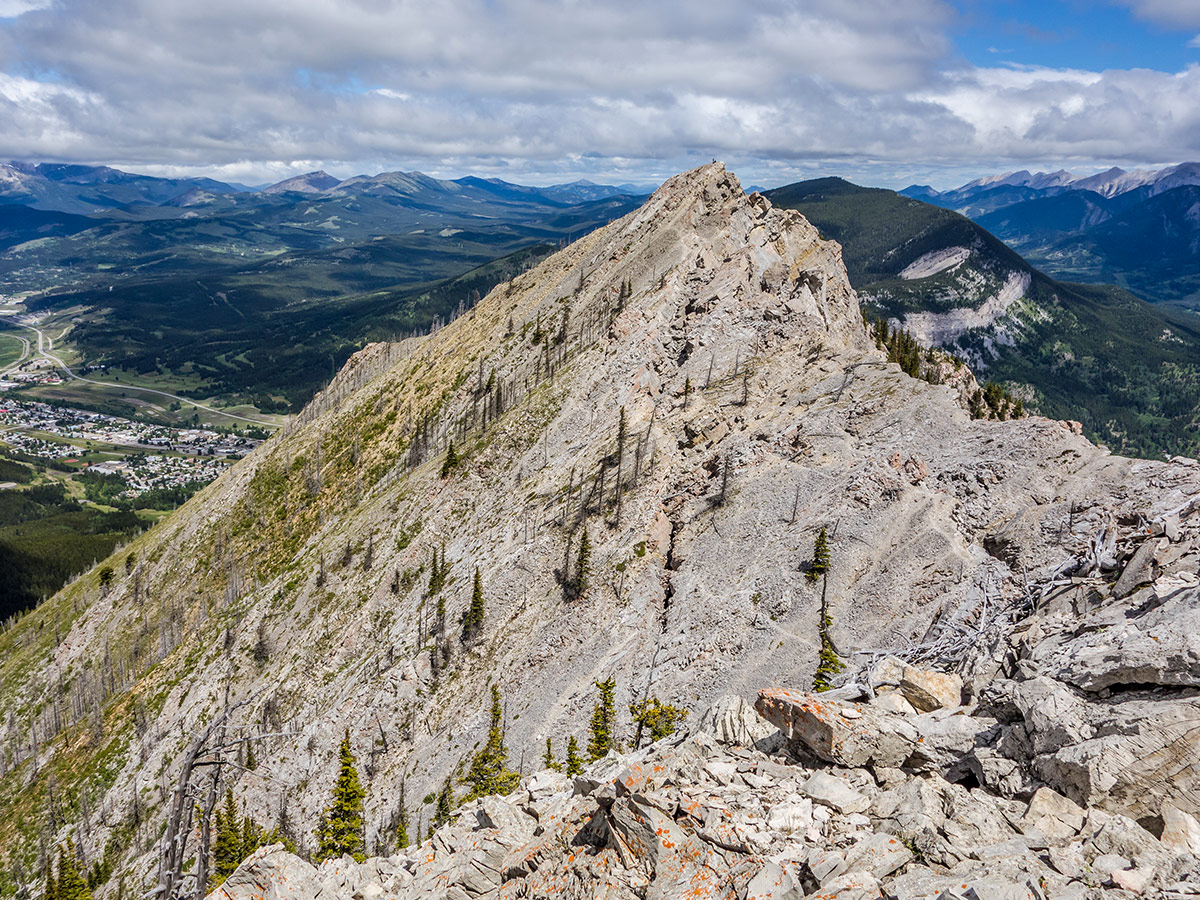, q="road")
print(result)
[0,315,280,429]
